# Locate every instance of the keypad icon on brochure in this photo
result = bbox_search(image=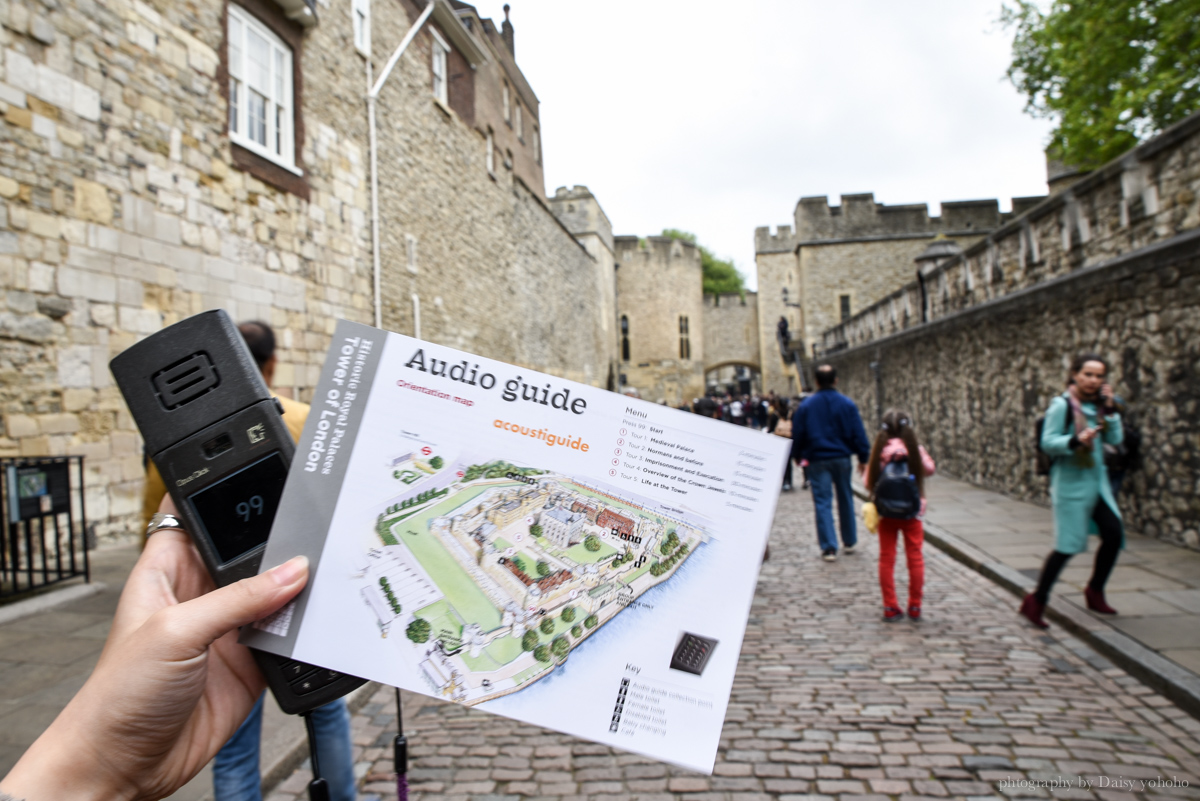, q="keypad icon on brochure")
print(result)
[670,632,718,676]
